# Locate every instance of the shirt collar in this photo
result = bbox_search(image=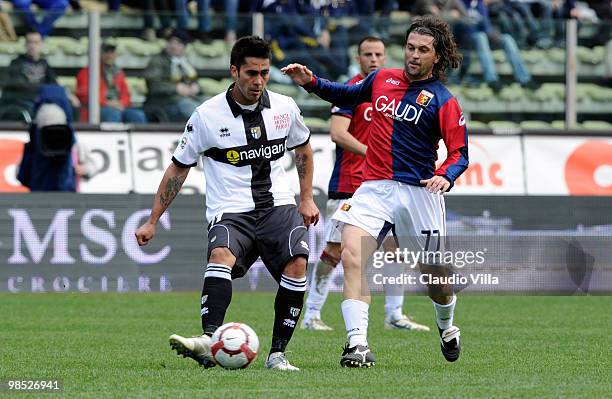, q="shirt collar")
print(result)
[402,72,437,86]
[225,83,271,118]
